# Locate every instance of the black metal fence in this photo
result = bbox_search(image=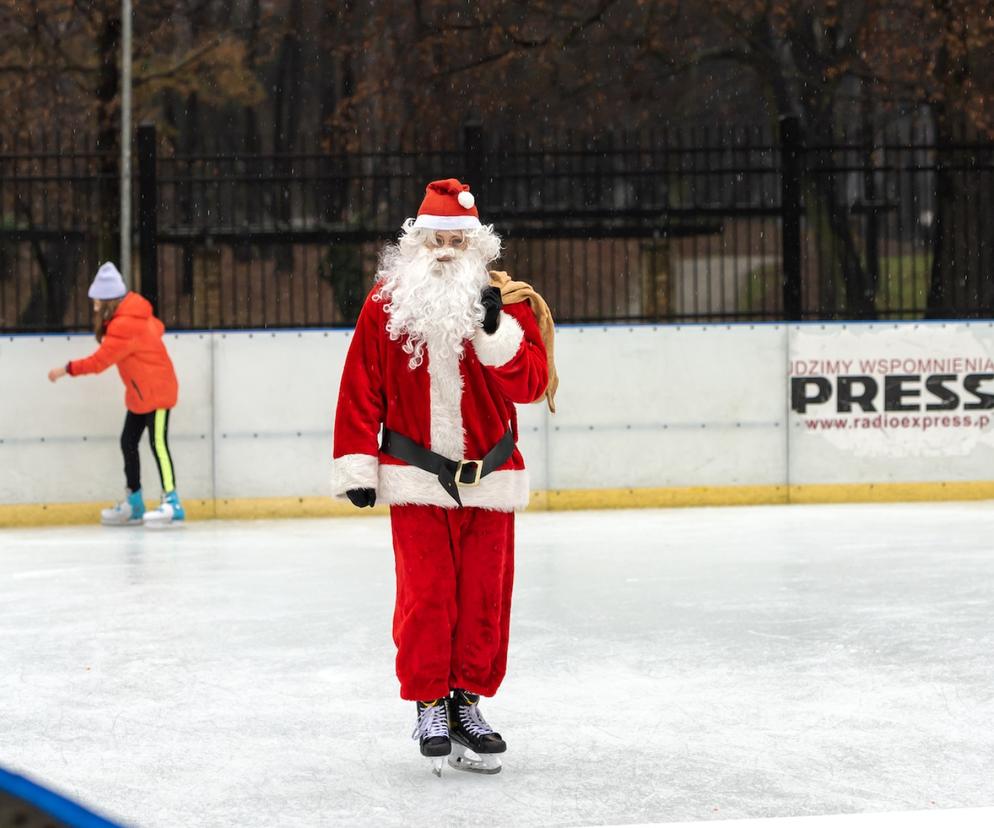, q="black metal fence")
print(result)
[2,118,992,332]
